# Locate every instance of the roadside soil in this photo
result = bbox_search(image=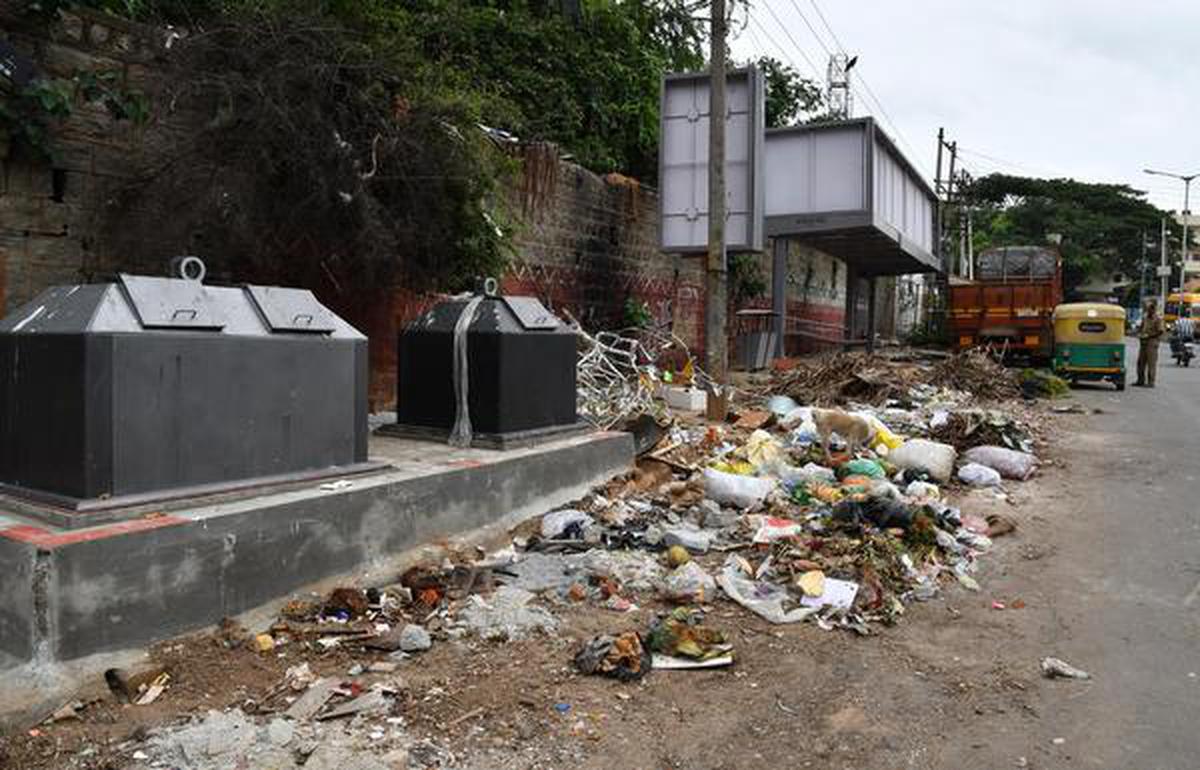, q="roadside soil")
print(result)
[0,409,1089,770]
